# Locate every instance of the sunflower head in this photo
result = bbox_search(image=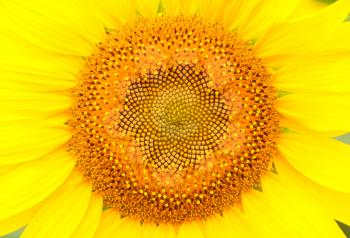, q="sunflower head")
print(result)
[69,15,279,225]
[2,0,350,237]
